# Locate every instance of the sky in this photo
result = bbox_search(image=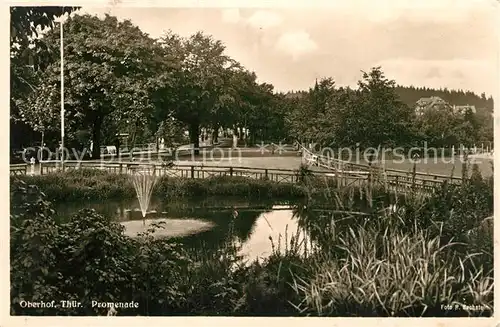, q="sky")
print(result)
[77,1,499,96]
